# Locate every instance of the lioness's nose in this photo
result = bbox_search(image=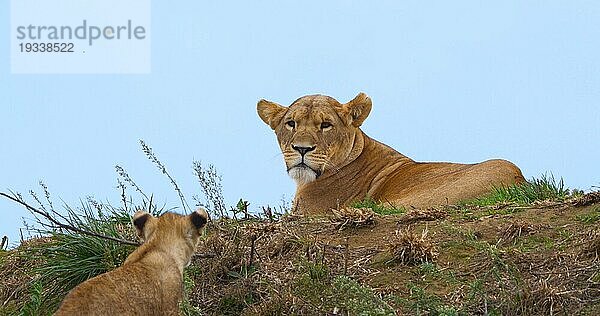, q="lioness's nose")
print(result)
[292,145,316,156]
